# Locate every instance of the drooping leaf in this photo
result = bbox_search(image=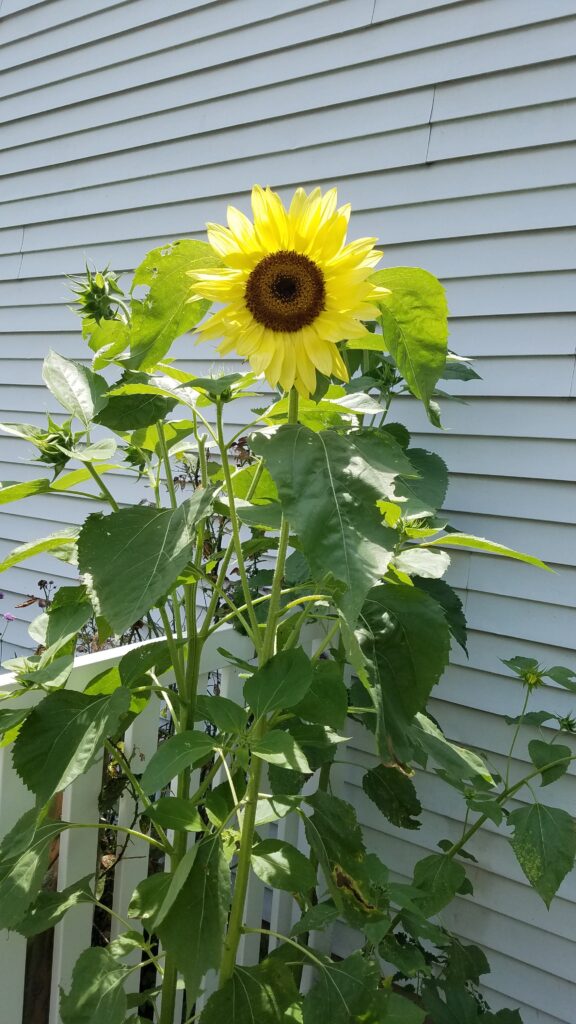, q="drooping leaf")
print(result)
[156,837,230,1005]
[140,731,215,794]
[195,694,248,734]
[127,871,171,928]
[394,448,449,517]
[544,665,576,692]
[251,730,310,773]
[379,934,429,977]
[200,959,300,1024]
[528,739,572,786]
[95,371,178,431]
[356,584,451,757]
[362,764,422,830]
[425,532,549,571]
[15,875,94,937]
[244,648,313,718]
[60,947,130,1024]
[508,803,576,906]
[415,577,468,652]
[130,239,220,368]
[302,952,380,1024]
[252,425,399,623]
[147,797,204,833]
[78,489,213,633]
[411,714,494,784]
[0,529,78,573]
[293,658,348,730]
[444,938,490,985]
[252,839,317,893]
[84,317,130,368]
[0,478,51,505]
[12,688,131,803]
[421,984,482,1024]
[0,812,67,929]
[412,854,468,916]
[254,795,301,826]
[370,266,449,417]
[393,547,450,579]
[42,351,109,425]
